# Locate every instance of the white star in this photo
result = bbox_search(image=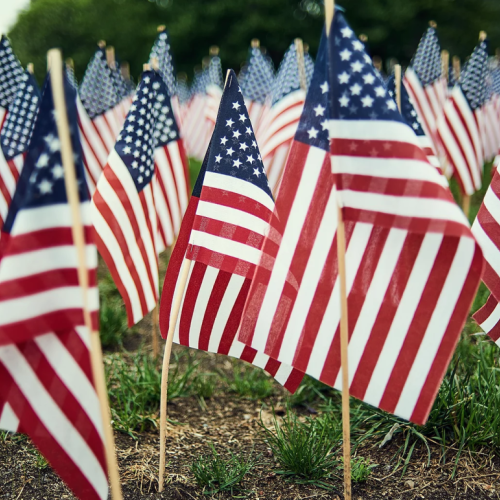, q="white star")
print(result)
[245,127,252,134]
[251,140,257,148]
[350,83,362,95]
[125,136,133,143]
[340,49,352,61]
[233,130,241,139]
[123,146,132,154]
[239,114,247,122]
[320,81,329,93]
[339,95,350,107]
[44,134,60,152]
[247,155,255,164]
[239,142,248,151]
[138,175,144,183]
[363,73,375,85]
[38,179,53,194]
[253,168,261,177]
[338,72,350,84]
[352,40,364,51]
[412,123,419,130]
[341,27,353,38]
[220,136,228,145]
[36,153,50,168]
[375,86,386,97]
[52,164,64,179]
[321,120,330,131]
[226,147,234,156]
[314,104,325,116]
[361,95,374,107]
[232,102,241,110]
[233,159,242,168]
[307,127,318,139]
[215,154,222,163]
[226,118,234,127]
[351,61,364,72]
[132,161,139,168]
[386,100,397,111]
